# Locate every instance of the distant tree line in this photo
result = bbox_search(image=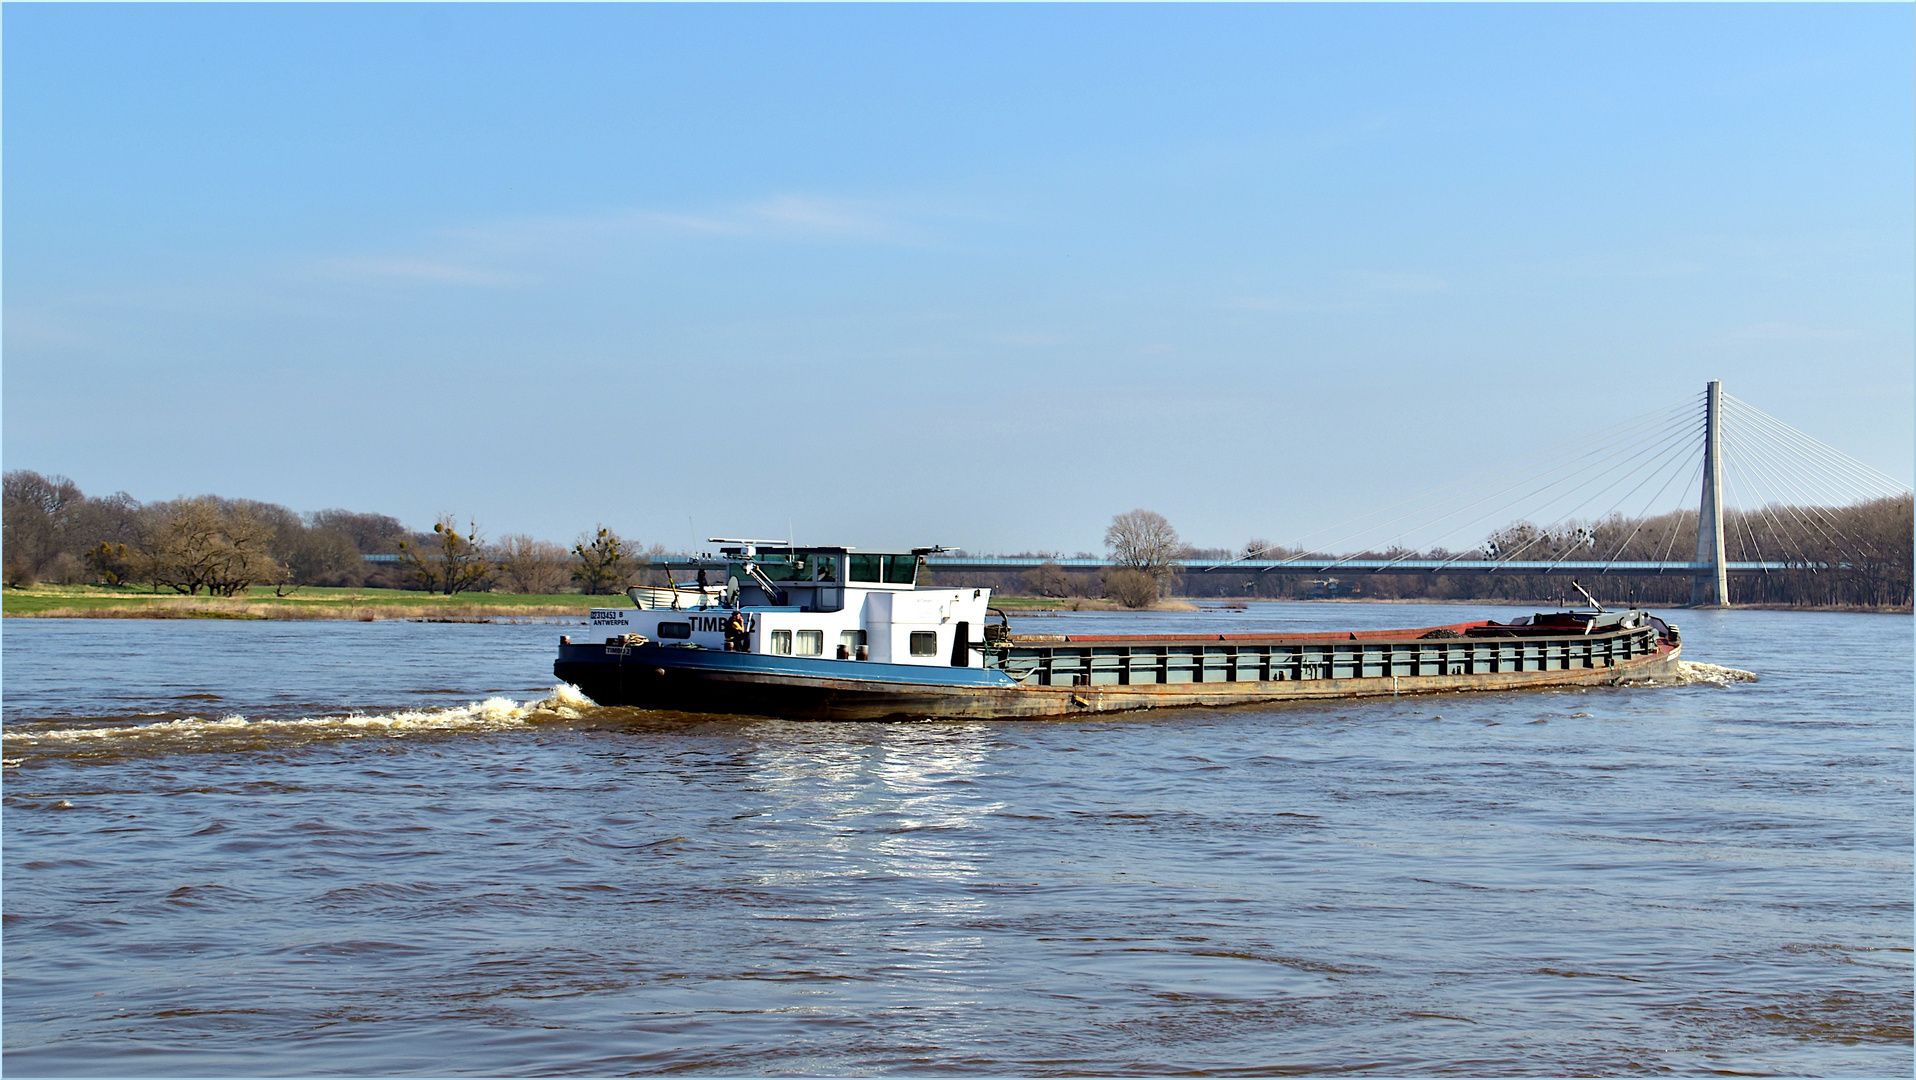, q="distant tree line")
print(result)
[949,500,1913,610]
[9,473,1906,608]
[1209,497,1912,609]
[2,471,669,598]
